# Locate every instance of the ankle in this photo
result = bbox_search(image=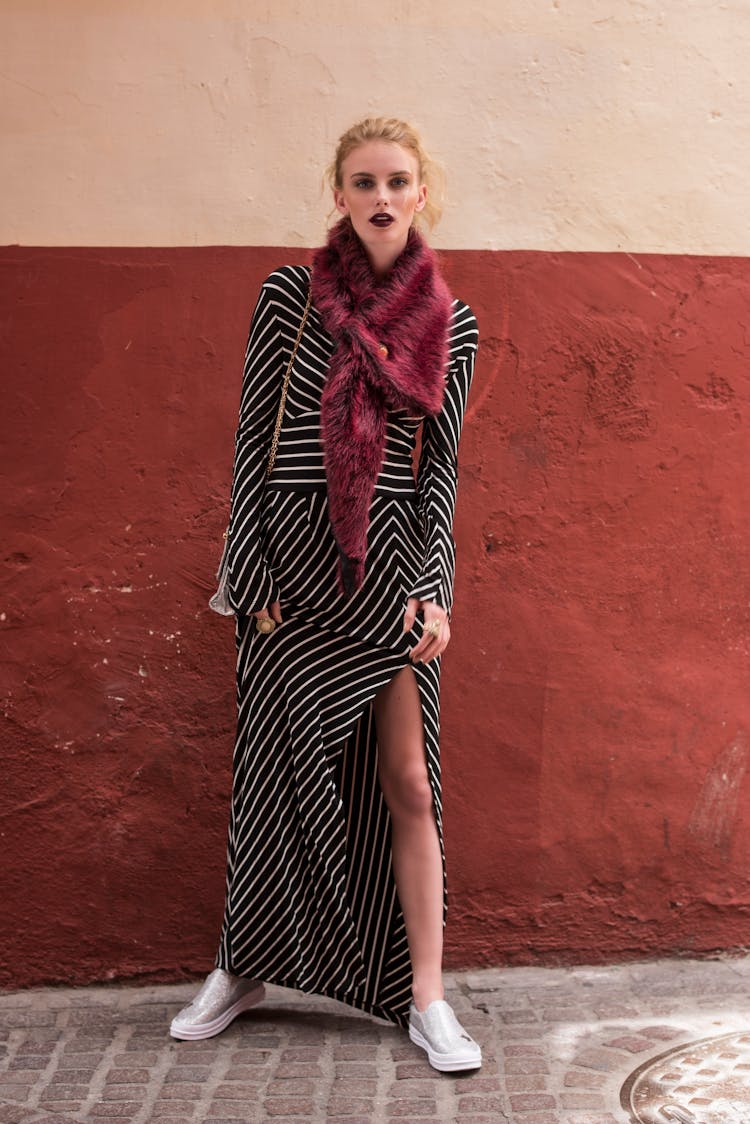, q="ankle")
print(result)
[412,980,445,1012]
